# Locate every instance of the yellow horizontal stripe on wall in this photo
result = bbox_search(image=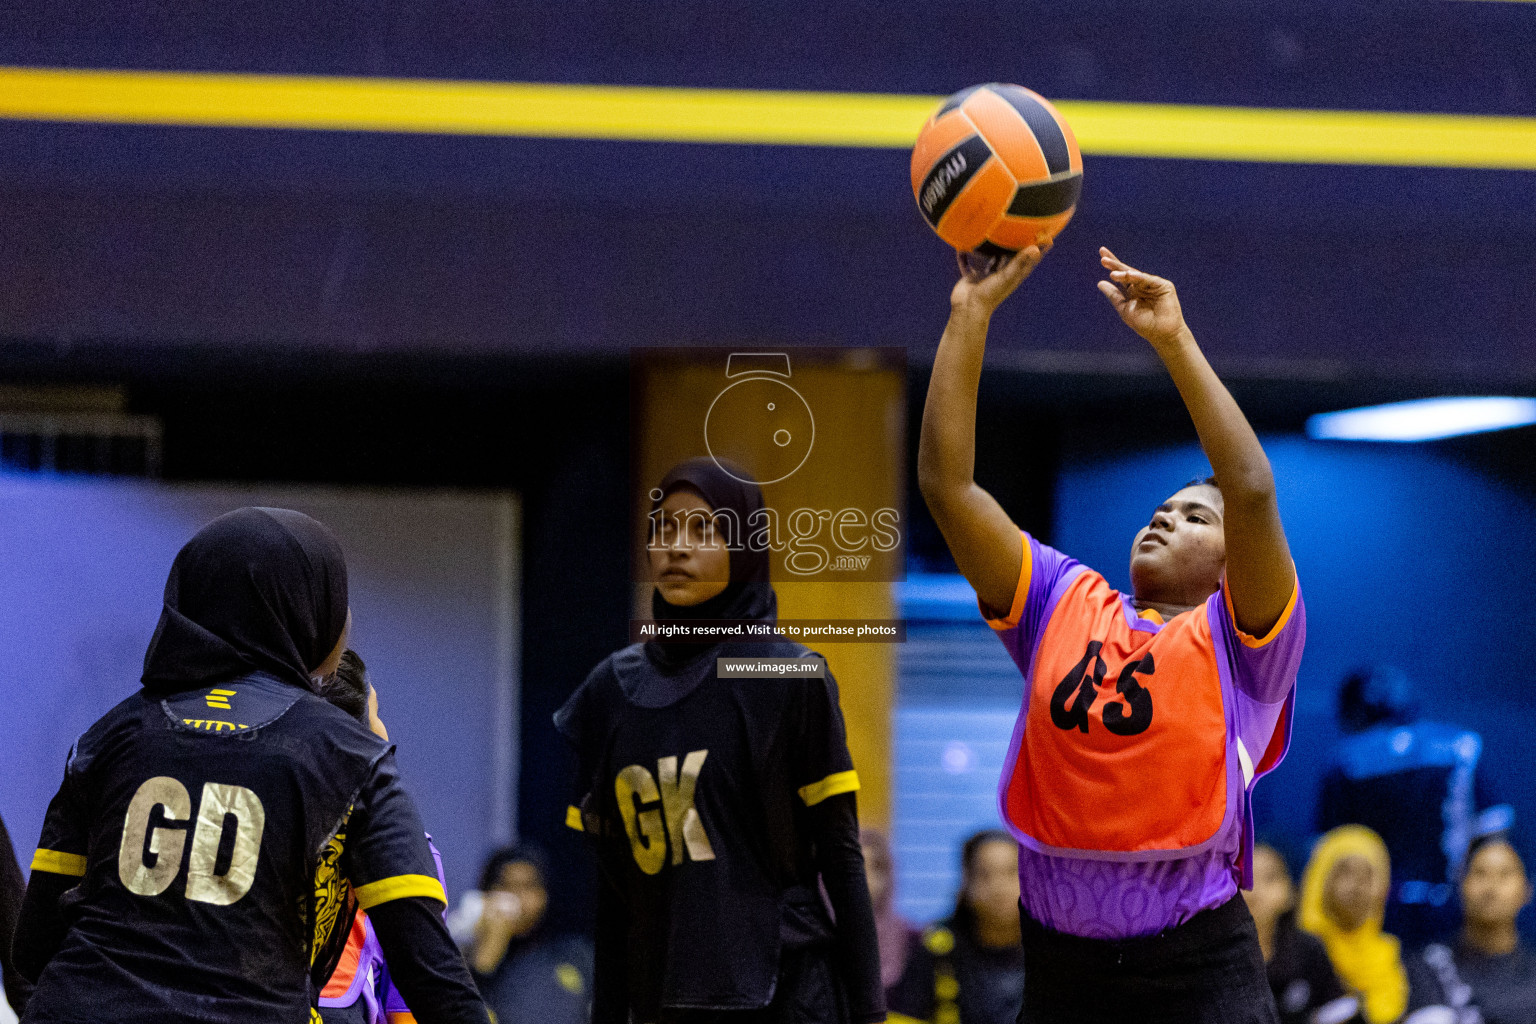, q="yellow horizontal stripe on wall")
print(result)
[1,66,1535,169]
[0,66,935,146]
[1064,100,1536,169]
